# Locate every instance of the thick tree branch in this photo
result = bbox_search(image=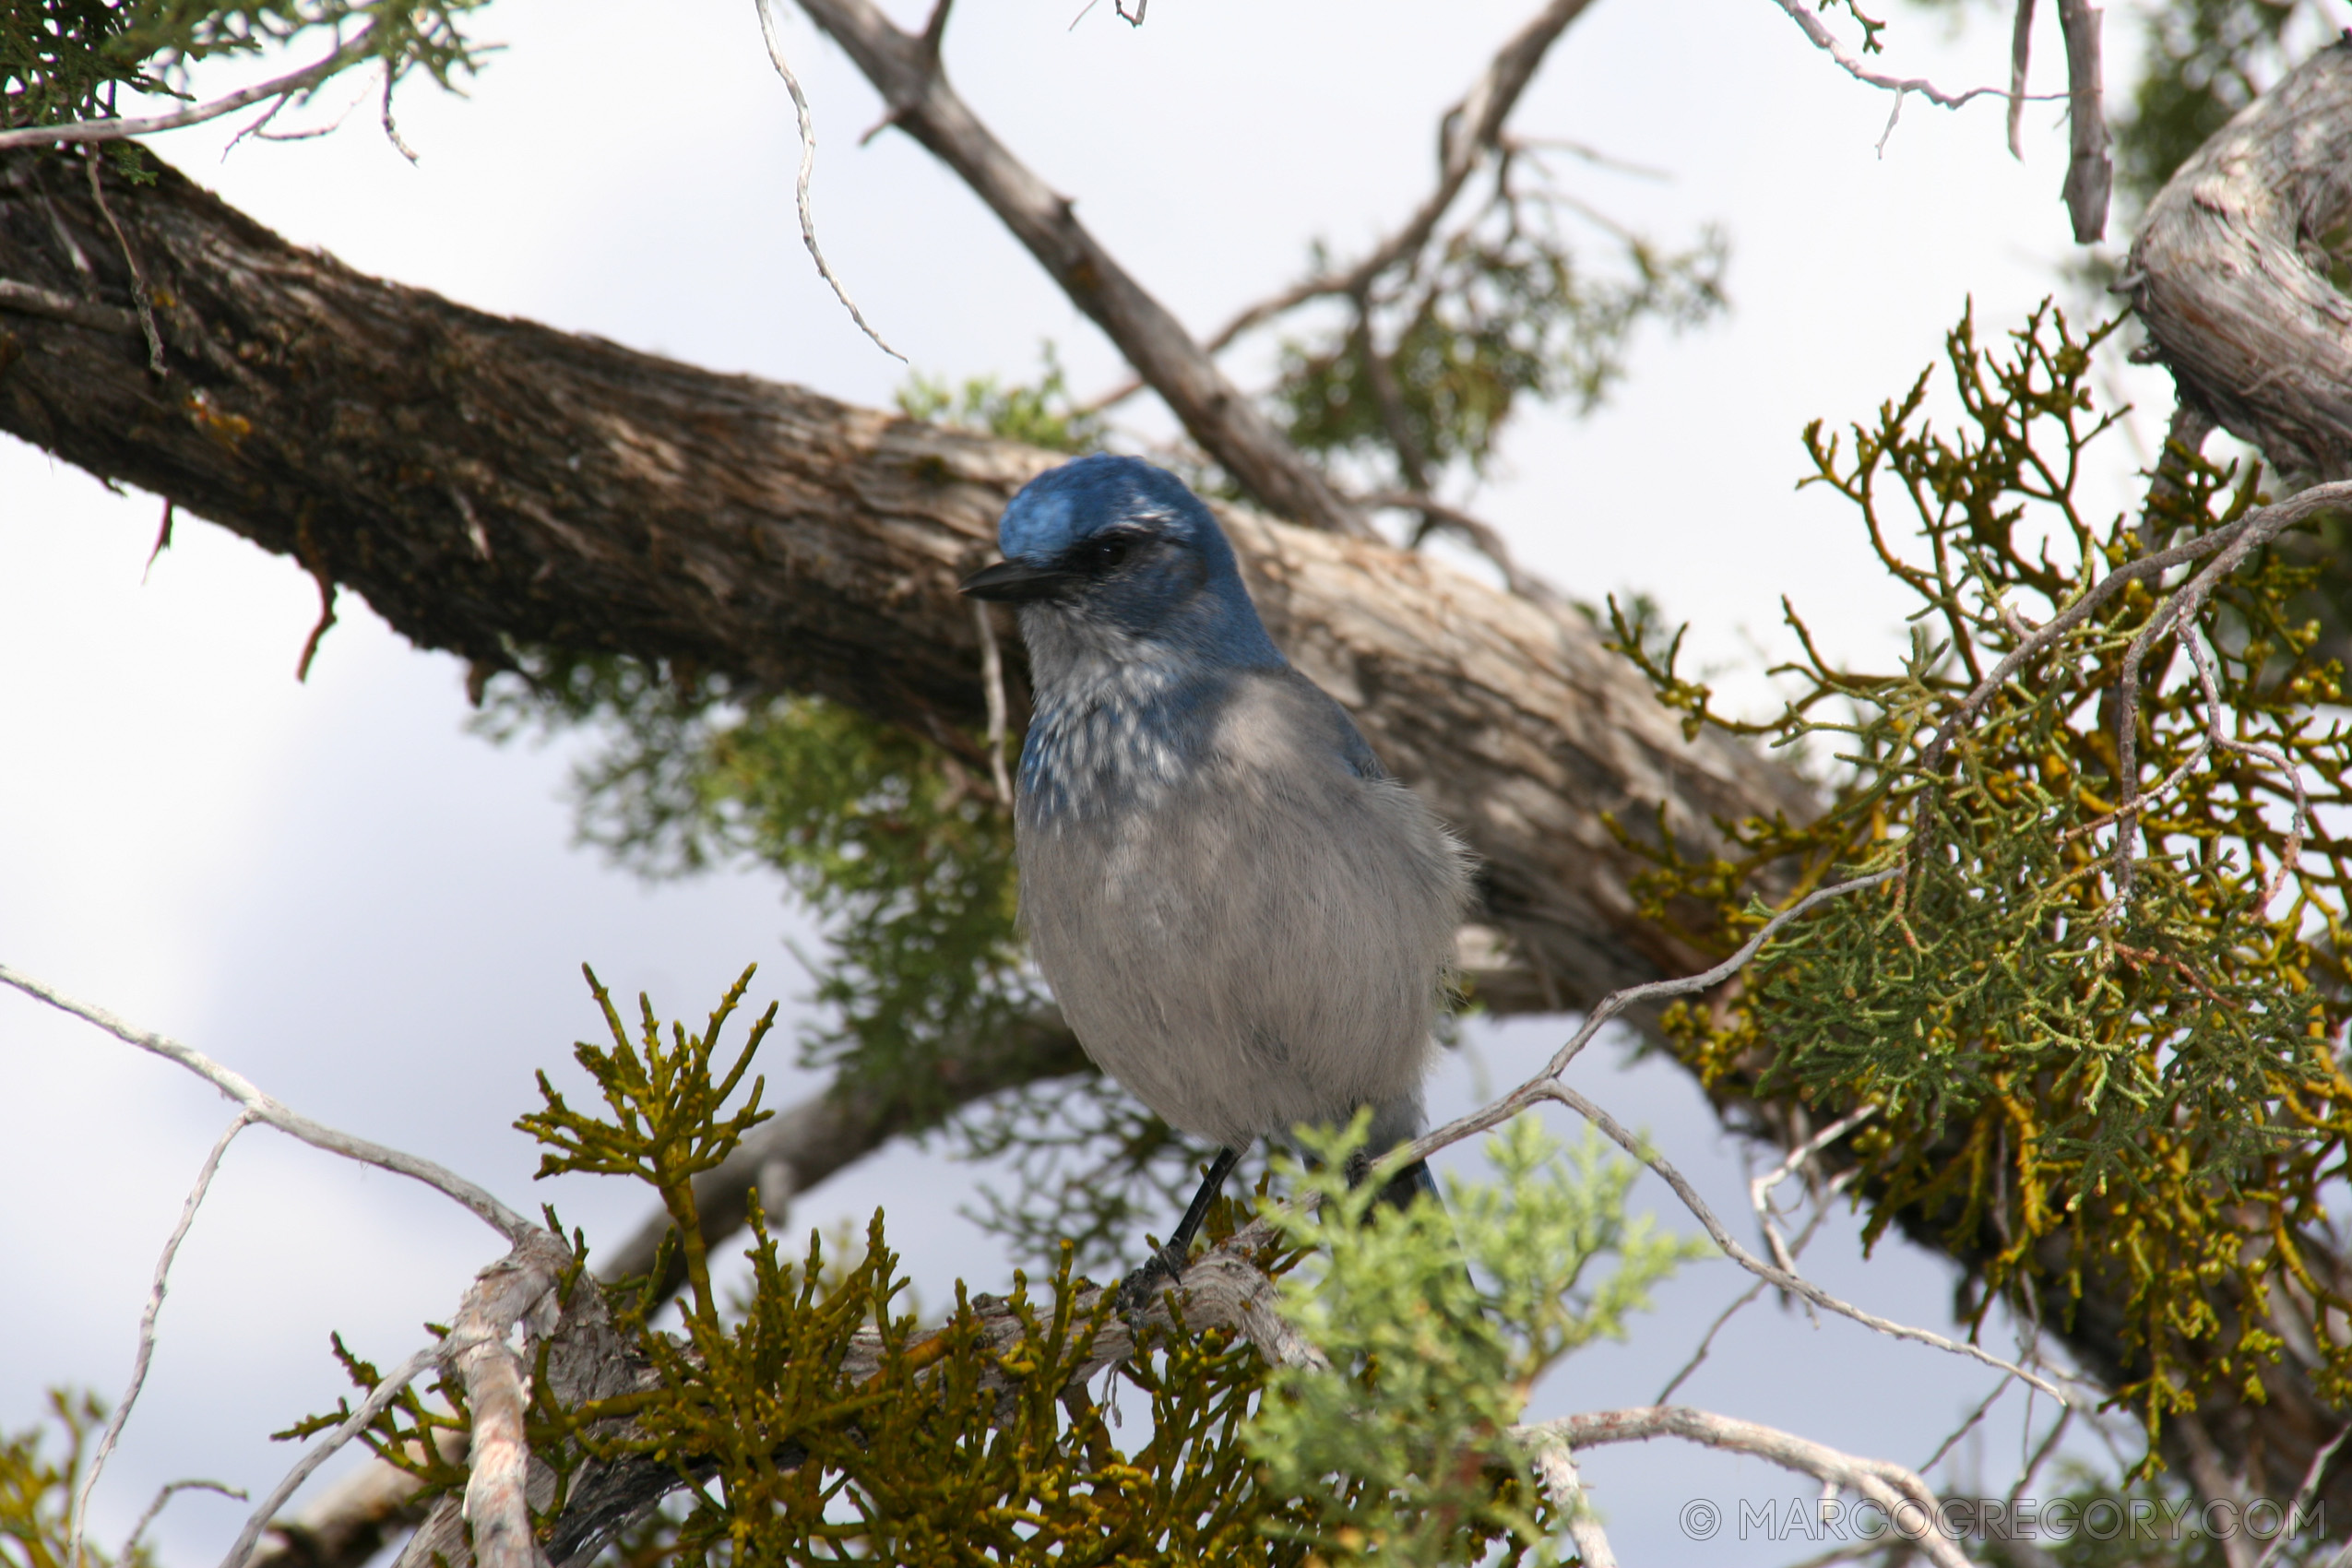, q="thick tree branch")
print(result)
[2125,37,2352,485]
[0,145,1811,1028]
[790,0,1371,538]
